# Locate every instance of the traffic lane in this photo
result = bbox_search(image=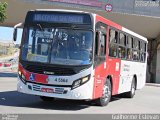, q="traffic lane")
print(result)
[0,91,90,111]
[0,77,160,114]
